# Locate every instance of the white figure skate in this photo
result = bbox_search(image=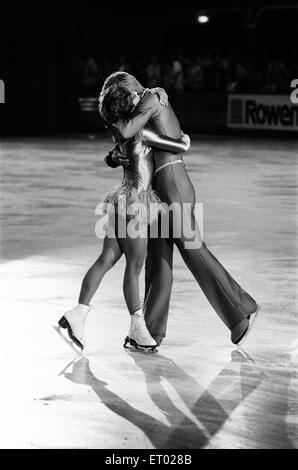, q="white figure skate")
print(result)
[58,304,91,350]
[124,310,157,352]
